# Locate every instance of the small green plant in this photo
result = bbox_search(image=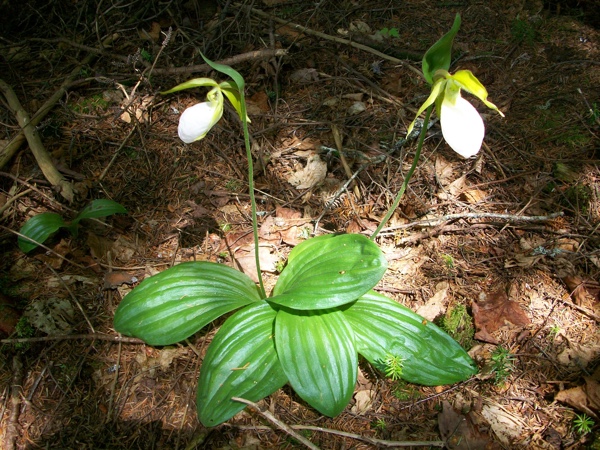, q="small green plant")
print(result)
[372,418,387,432]
[379,27,400,39]
[490,345,515,384]
[440,253,455,269]
[384,354,404,381]
[573,413,594,435]
[14,316,35,350]
[511,16,537,45]
[18,199,127,253]
[218,222,232,233]
[225,179,242,192]
[440,304,474,349]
